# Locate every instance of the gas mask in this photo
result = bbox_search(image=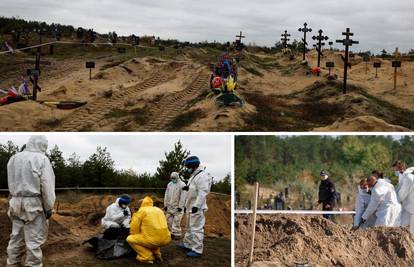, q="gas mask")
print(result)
[185,167,195,174]
[171,177,178,184]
